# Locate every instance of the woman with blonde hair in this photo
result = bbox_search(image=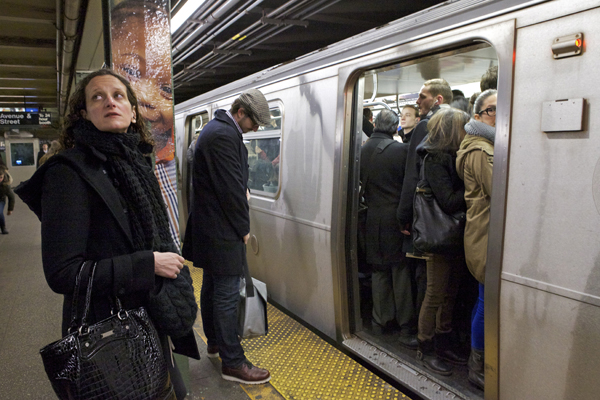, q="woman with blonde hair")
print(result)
[38,140,61,167]
[414,107,471,375]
